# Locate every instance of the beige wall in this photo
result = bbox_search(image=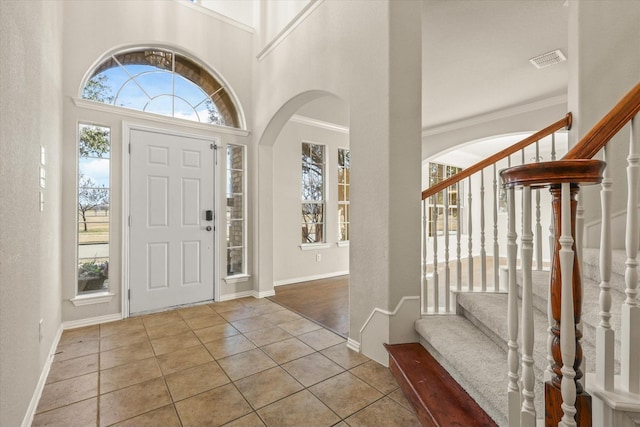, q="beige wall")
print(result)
[273,116,349,284]
[568,0,640,234]
[254,0,423,361]
[0,1,64,425]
